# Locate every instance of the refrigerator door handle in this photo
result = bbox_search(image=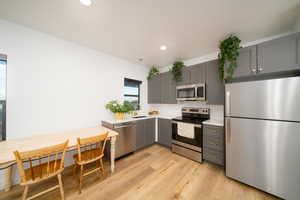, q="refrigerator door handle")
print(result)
[225,91,231,116]
[226,118,231,143]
